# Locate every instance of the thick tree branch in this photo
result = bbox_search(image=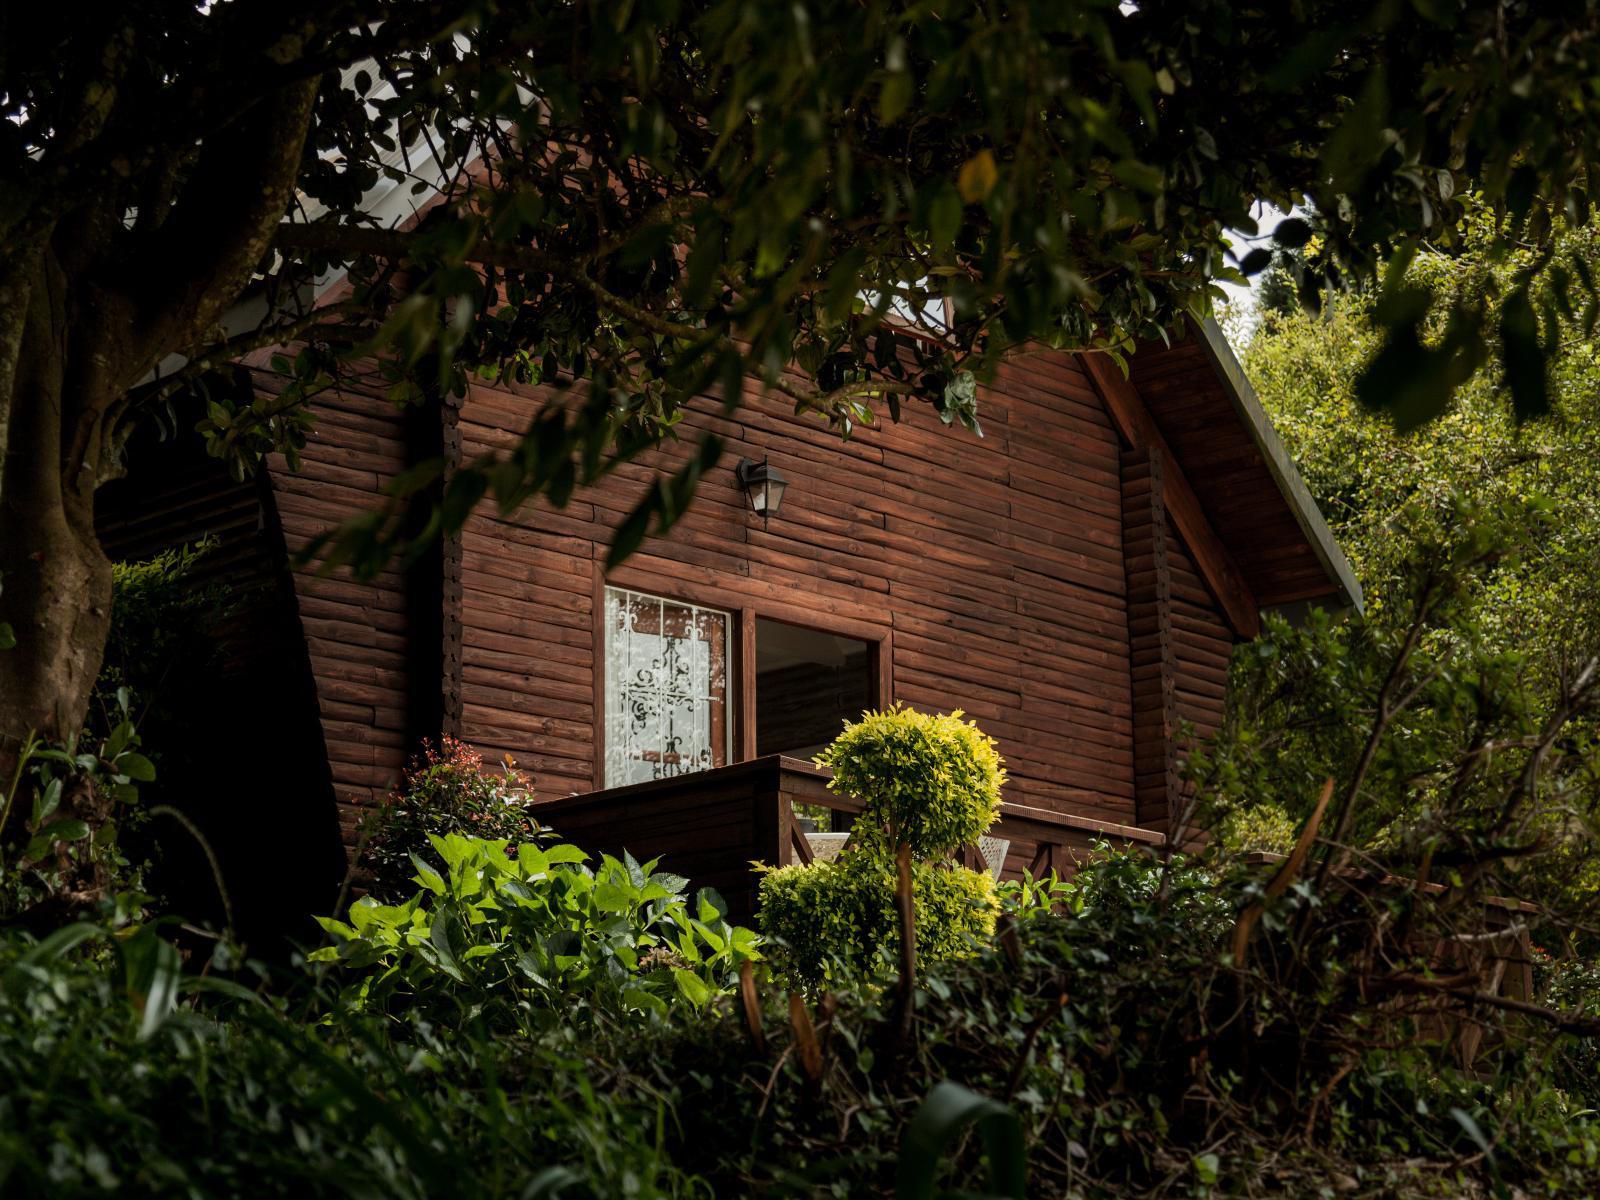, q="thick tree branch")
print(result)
[124,78,322,368]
